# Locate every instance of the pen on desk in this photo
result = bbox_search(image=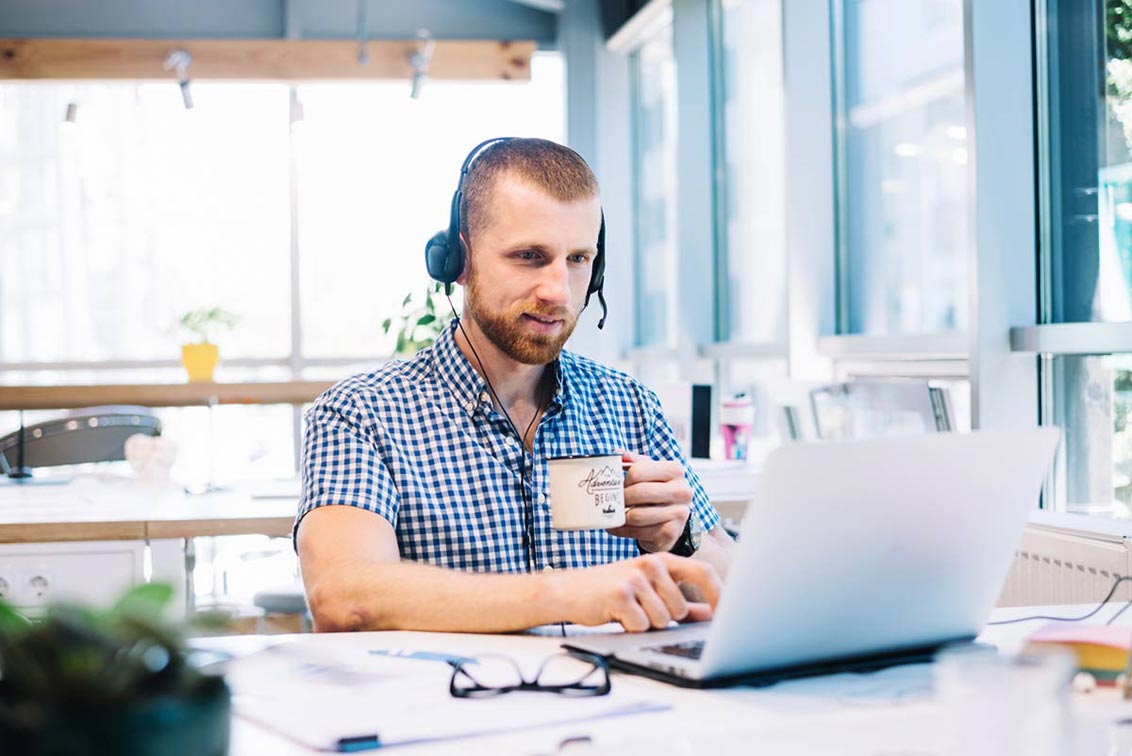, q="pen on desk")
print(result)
[336,734,381,752]
[369,649,478,666]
